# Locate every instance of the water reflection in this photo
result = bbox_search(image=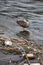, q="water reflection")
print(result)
[16,30,30,39]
